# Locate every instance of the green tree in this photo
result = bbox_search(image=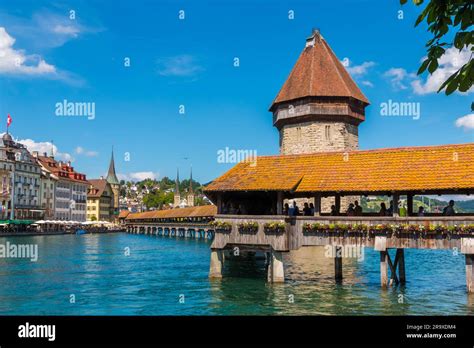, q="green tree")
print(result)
[400,0,473,94]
